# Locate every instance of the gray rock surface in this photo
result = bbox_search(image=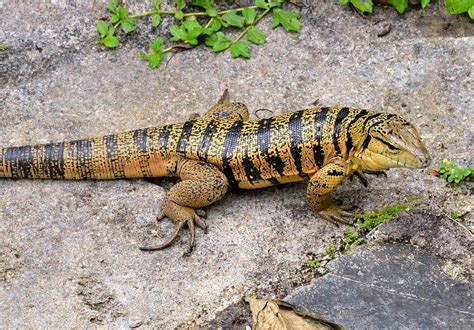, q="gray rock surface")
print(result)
[1,0,473,328]
[285,243,474,328]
